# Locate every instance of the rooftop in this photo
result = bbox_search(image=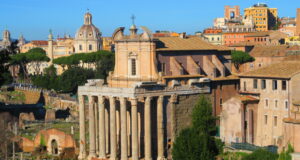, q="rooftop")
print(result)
[249,45,289,57]
[240,61,300,79]
[155,36,230,51]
